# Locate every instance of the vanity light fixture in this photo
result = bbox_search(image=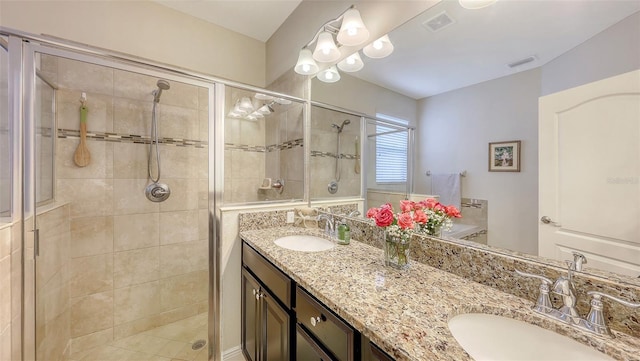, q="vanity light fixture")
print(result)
[294,48,320,75]
[363,34,394,59]
[458,0,498,10]
[294,5,393,83]
[317,66,341,83]
[313,31,341,63]
[337,52,364,72]
[337,7,370,46]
